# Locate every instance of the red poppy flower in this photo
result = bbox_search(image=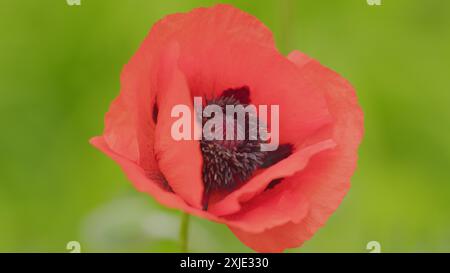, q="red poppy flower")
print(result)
[90,4,363,252]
